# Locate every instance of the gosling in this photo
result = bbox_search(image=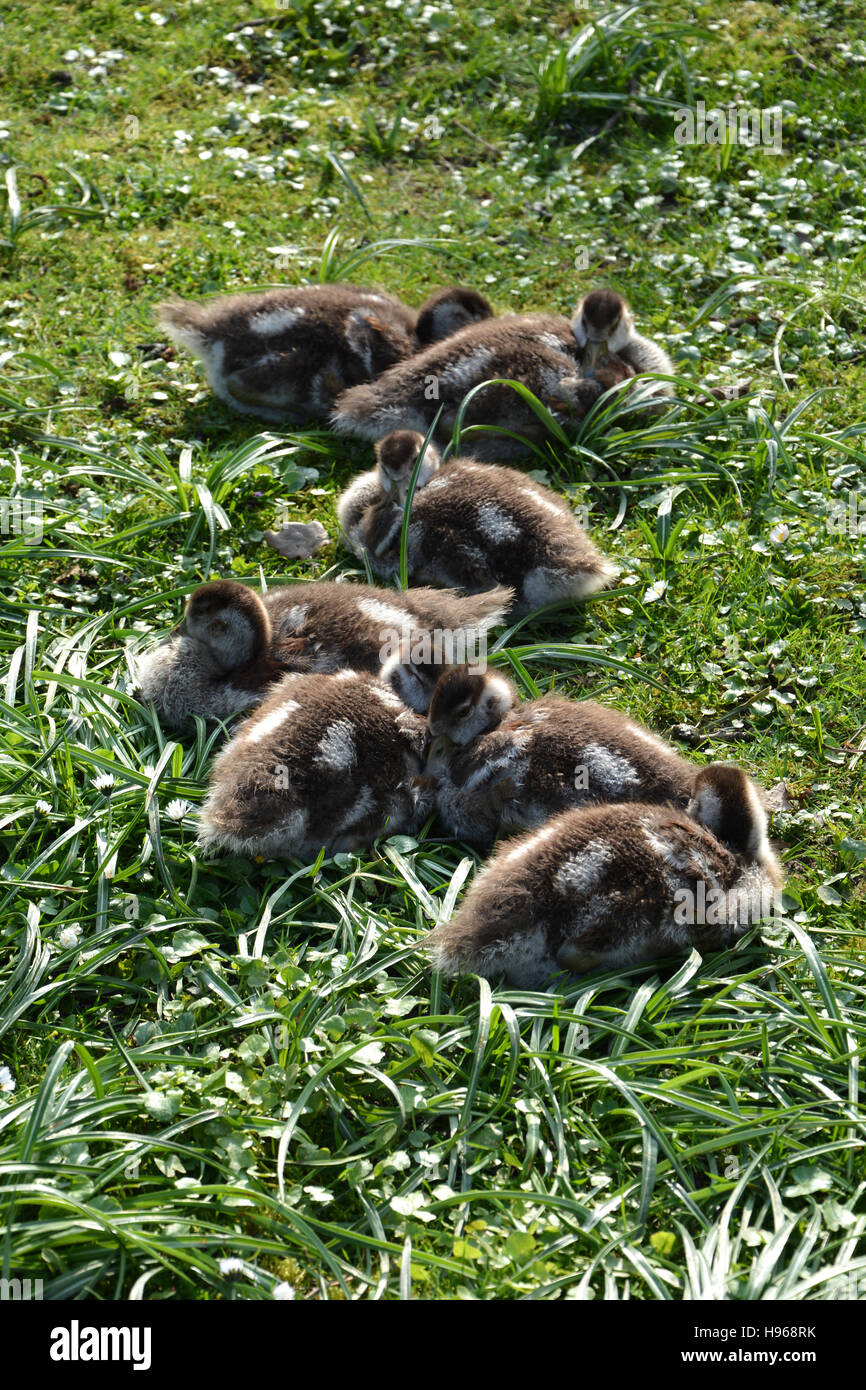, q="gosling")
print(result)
[156,284,492,421]
[134,578,512,726]
[337,431,617,615]
[331,290,673,458]
[426,763,784,987]
[423,666,698,849]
